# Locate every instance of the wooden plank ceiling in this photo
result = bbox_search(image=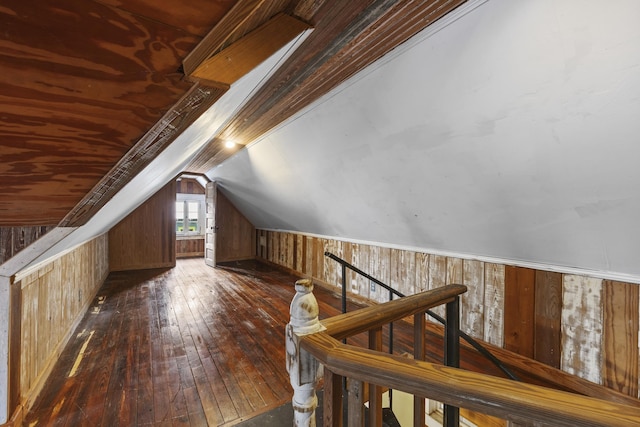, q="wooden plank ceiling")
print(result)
[0,0,466,227]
